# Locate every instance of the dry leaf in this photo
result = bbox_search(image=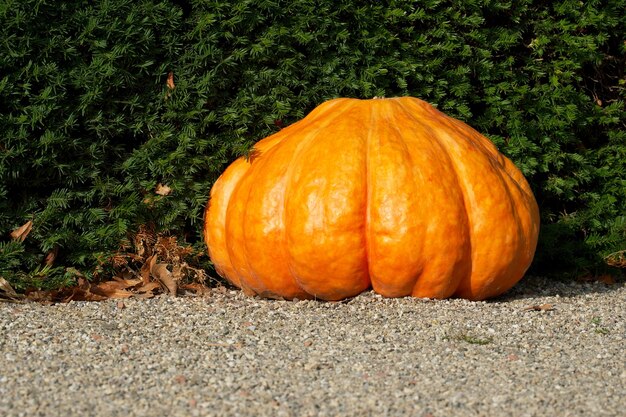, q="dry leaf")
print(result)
[523,303,554,311]
[43,247,58,266]
[180,282,211,295]
[134,281,161,294]
[48,278,92,302]
[24,289,53,303]
[56,277,135,301]
[214,286,227,294]
[605,250,625,268]
[69,287,108,302]
[148,252,157,268]
[111,276,143,287]
[91,281,136,299]
[577,272,618,284]
[597,274,616,285]
[93,288,133,299]
[116,300,126,309]
[141,255,155,285]
[0,277,18,297]
[121,270,134,280]
[167,72,175,90]
[0,278,24,302]
[133,291,156,299]
[172,264,184,280]
[10,220,33,242]
[151,262,177,295]
[155,183,172,196]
